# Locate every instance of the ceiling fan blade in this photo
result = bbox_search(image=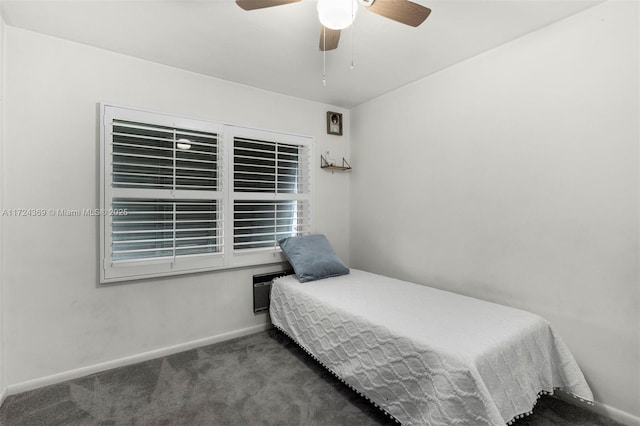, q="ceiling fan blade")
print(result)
[235,0,301,11]
[366,0,431,27]
[319,26,341,51]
